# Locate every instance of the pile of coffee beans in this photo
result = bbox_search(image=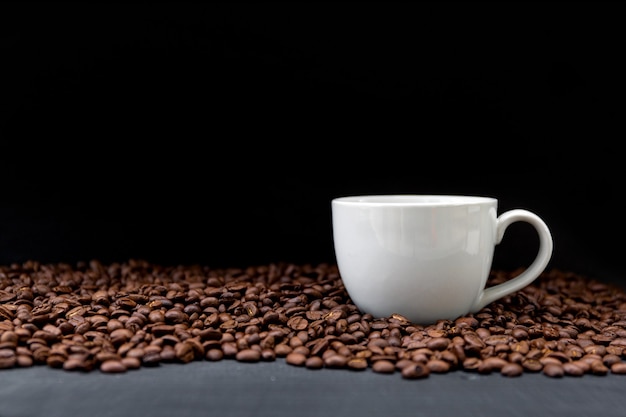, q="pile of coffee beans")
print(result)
[2,259,626,379]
